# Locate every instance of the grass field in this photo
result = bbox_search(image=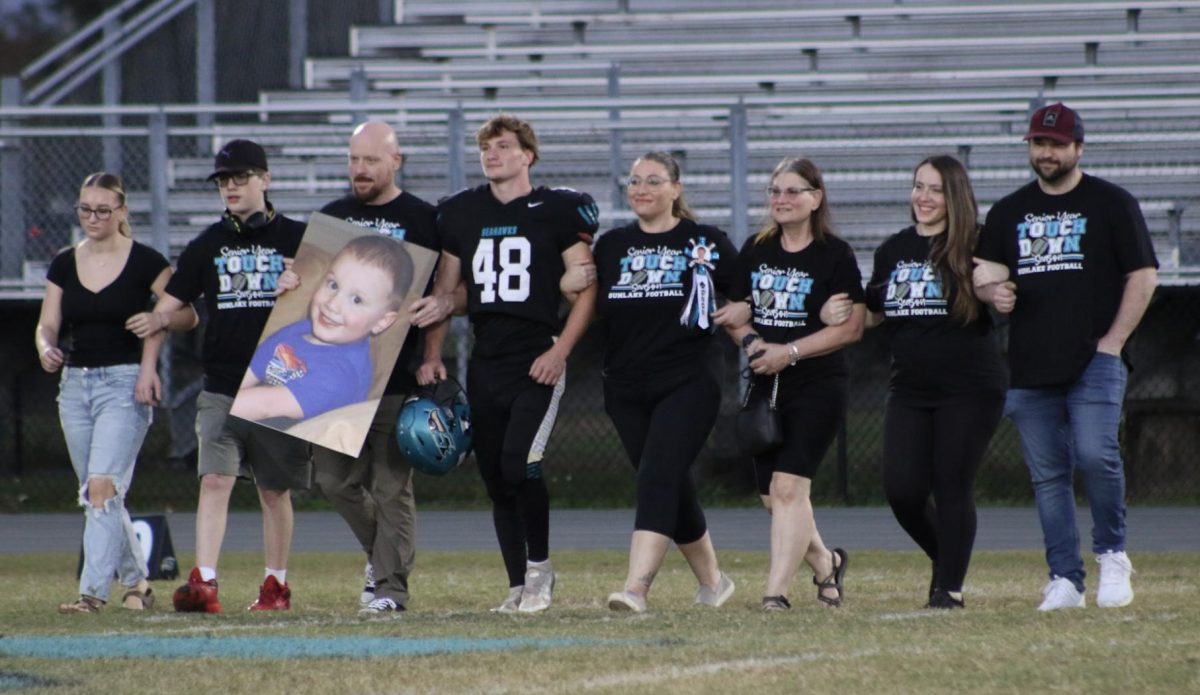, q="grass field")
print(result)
[2,549,1198,694]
